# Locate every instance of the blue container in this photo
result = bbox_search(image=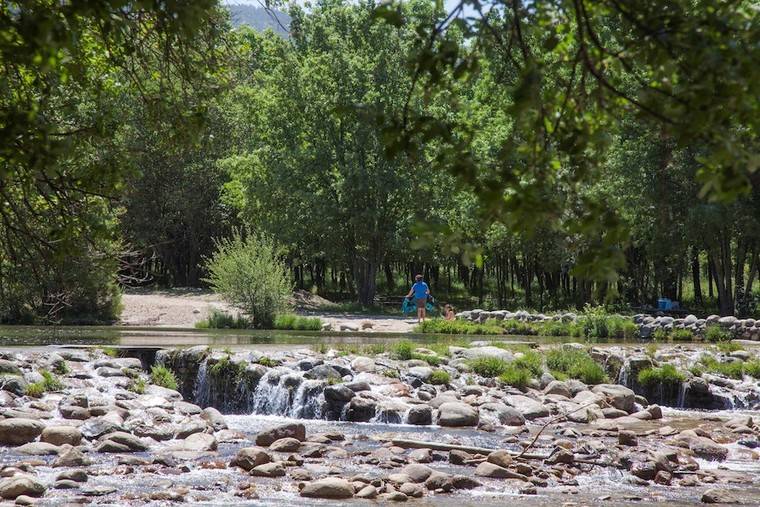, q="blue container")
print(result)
[657,298,671,311]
